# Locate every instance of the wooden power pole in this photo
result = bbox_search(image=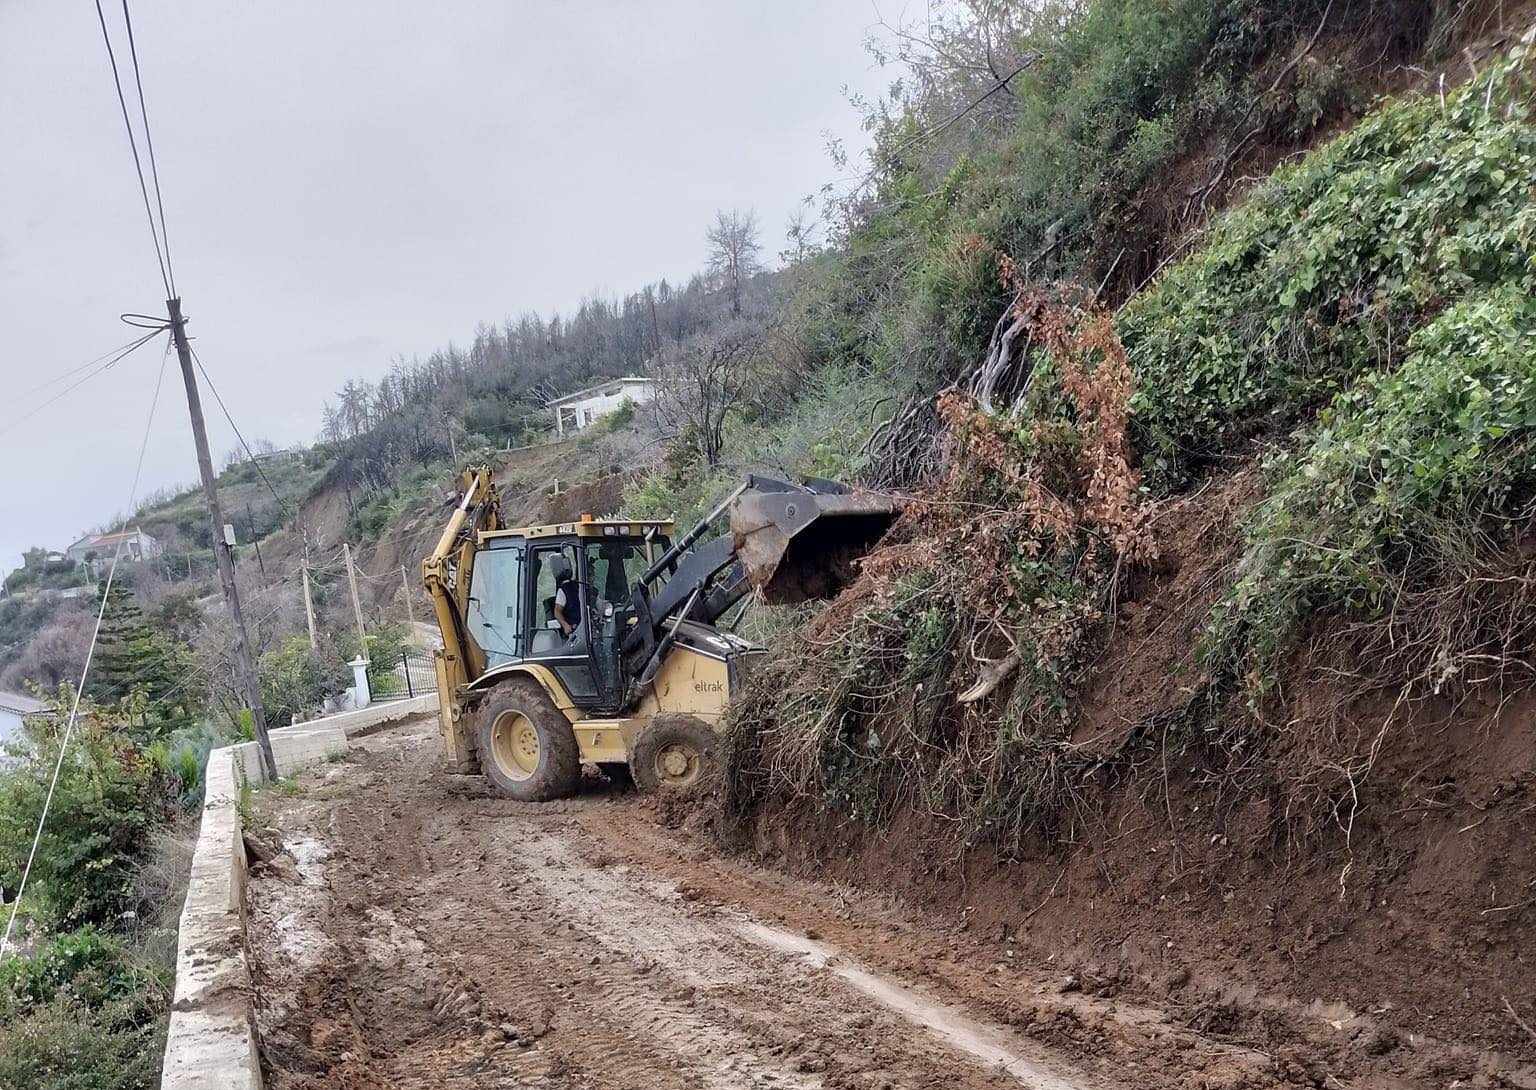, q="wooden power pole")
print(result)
[245,502,266,576]
[301,560,319,651]
[344,543,368,656]
[400,564,416,631]
[166,297,276,780]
